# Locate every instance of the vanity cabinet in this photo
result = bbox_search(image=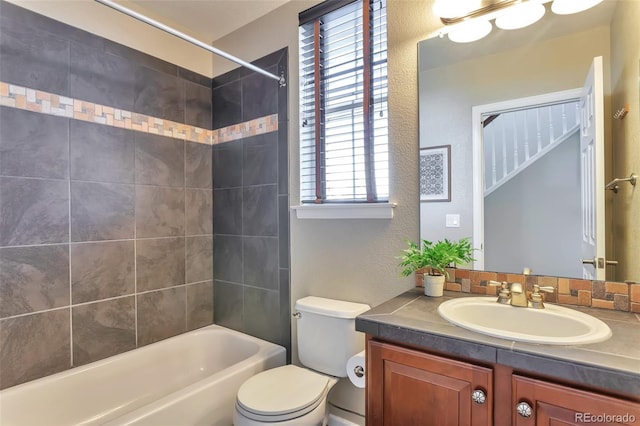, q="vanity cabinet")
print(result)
[367,340,493,426]
[366,339,640,426]
[512,375,640,425]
